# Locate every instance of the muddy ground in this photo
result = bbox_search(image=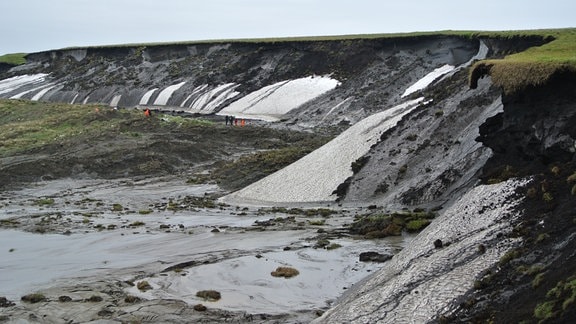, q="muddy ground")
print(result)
[0,110,406,323]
